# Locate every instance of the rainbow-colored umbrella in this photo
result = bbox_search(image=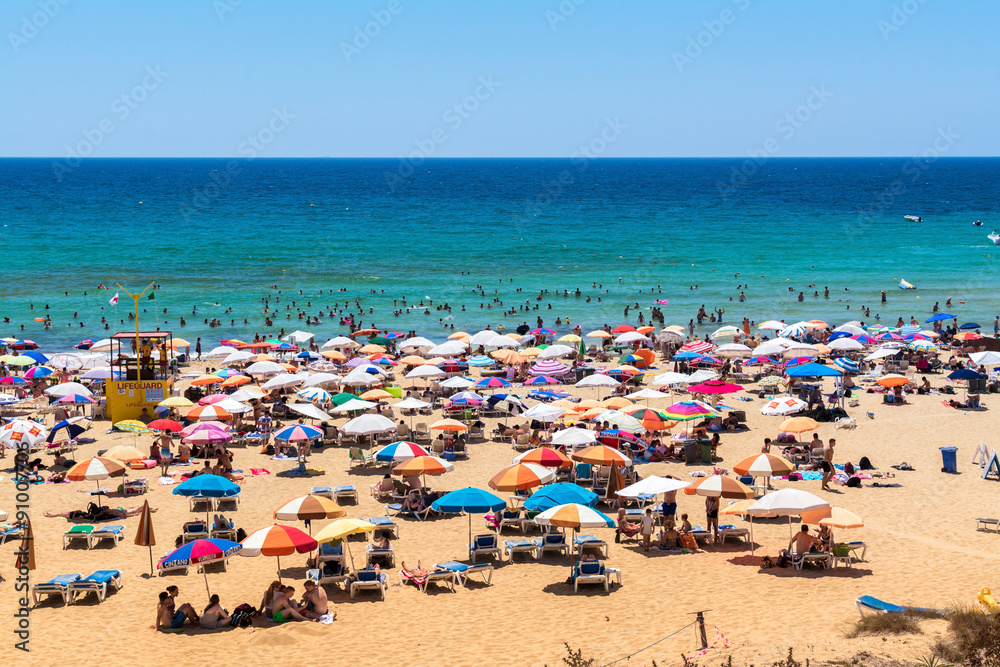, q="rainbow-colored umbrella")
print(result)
[660,400,720,421]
